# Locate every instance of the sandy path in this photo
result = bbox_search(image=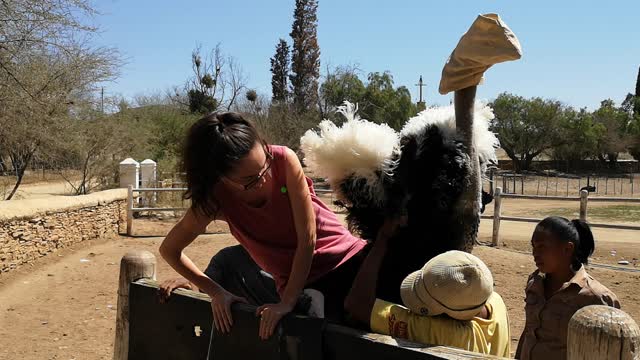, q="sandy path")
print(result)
[1,226,638,359]
[1,181,76,200]
[0,234,236,360]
